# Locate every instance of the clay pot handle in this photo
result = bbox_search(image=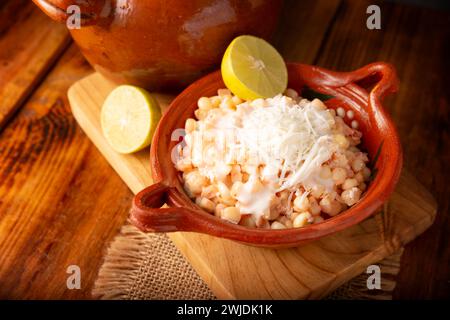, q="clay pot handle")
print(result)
[297,62,398,124]
[130,182,189,232]
[341,62,398,123]
[349,62,399,126]
[349,62,399,99]
[130,182,233,235]
[32,0,112,26]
